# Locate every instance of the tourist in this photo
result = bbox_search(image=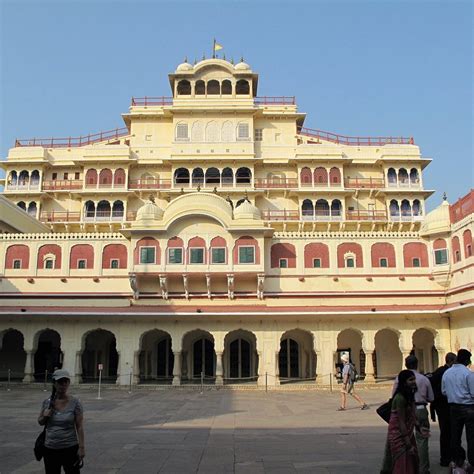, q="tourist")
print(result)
[38,369,85,473]
[391,355,433,473]
[429,352,456,466]
[387,369,419,473]
[442,348,474,469]
[337,353,368,411]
